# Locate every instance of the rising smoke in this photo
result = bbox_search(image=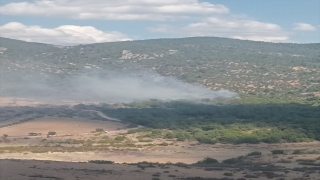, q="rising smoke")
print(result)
[0,70,238,104]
